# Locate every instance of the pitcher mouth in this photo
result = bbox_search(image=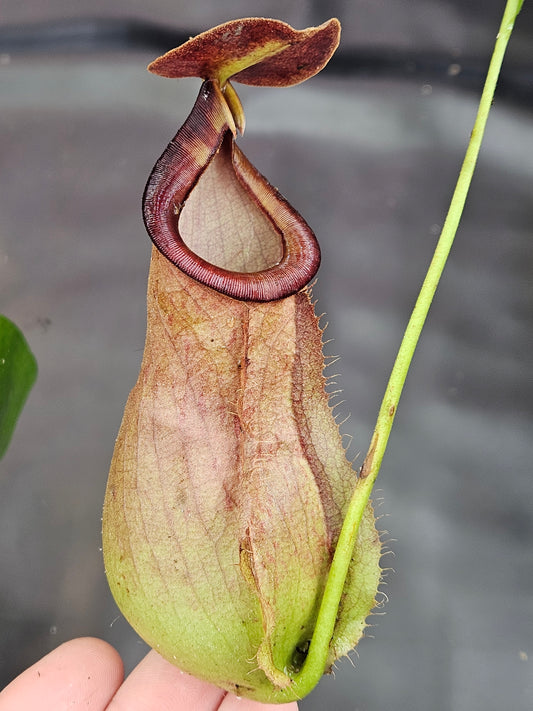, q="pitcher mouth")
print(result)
[142,79,320,302]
